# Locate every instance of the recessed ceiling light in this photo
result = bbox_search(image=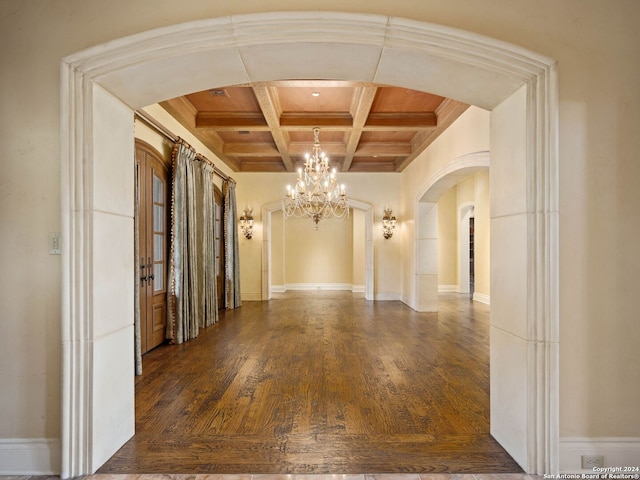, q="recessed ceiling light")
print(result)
[311,91,320,97]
